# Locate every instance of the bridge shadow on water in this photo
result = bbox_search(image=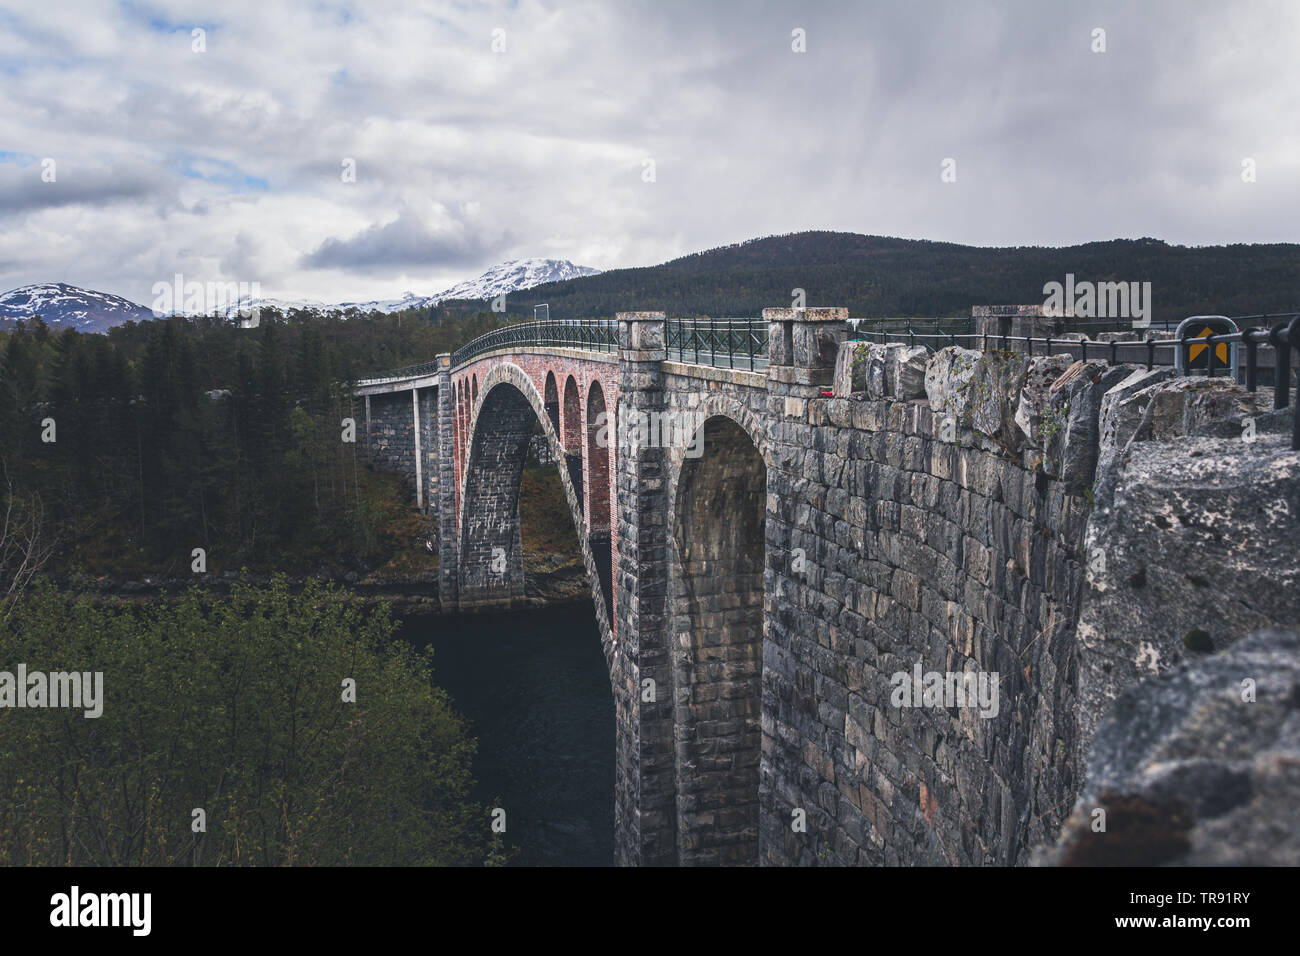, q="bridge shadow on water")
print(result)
[397,602,616,866]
